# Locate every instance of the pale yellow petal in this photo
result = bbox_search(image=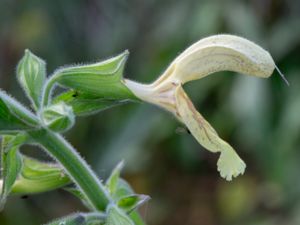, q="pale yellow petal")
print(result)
[155,35,275,85]
[175,86,246,181]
